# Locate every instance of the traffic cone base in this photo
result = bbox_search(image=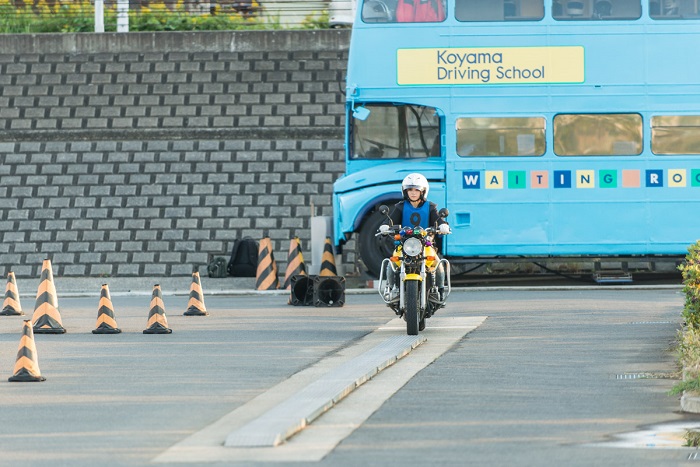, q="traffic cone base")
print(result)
[143,285,172,334]
[184,272,208,316]
[9,367,46,382]
[9,321,45,382]
[1,272,24,316]
[143,323,172,334]
[93,325,122,334]
[33,325,67,334]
